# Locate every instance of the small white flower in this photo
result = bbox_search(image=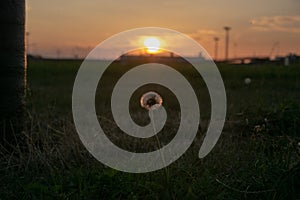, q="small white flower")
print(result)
[140,91,163,110]
[244,78,251,84]
[254,125,262,132]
